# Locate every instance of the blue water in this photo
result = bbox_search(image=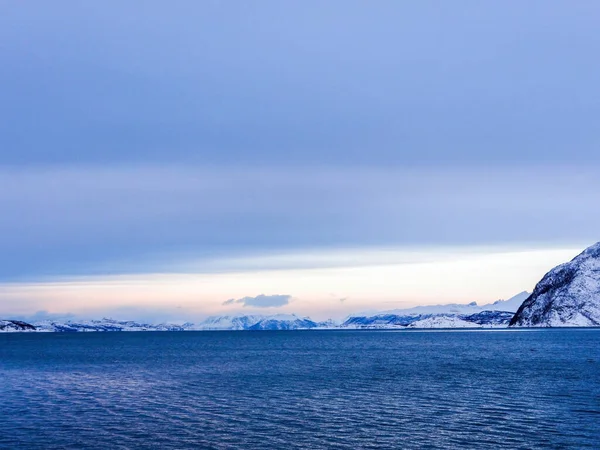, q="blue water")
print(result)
[1,329,599,449]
